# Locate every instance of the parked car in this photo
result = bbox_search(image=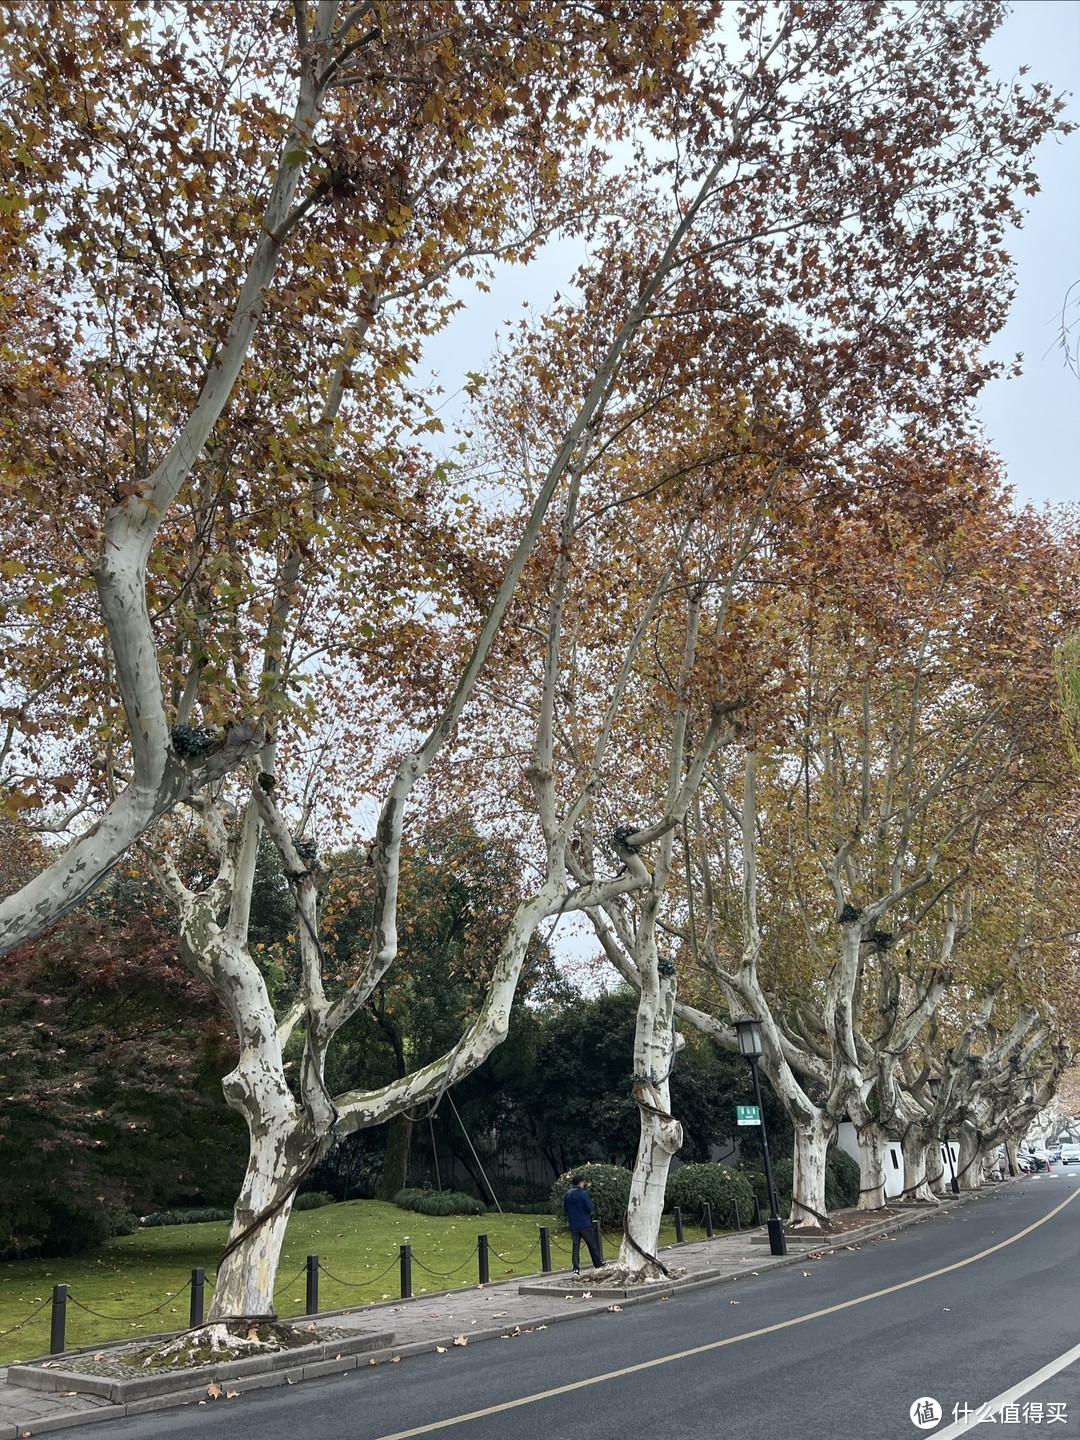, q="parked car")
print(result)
[1018,1150,1048,1172]
[1059,1143,1080,1165]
